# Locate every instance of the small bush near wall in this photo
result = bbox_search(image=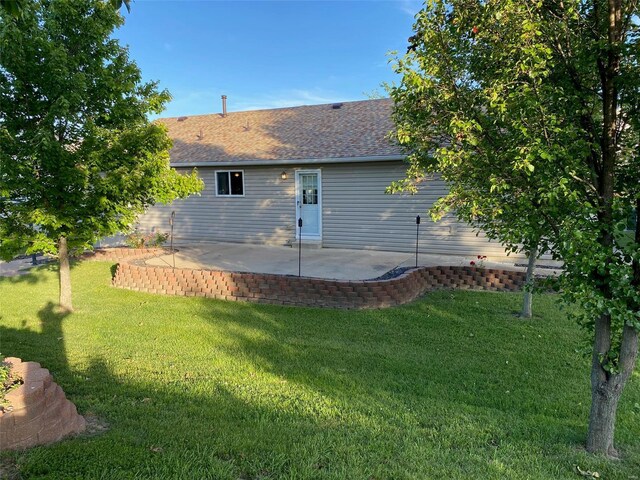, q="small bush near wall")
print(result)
[1,356,23,411]
[124,230,169,249]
